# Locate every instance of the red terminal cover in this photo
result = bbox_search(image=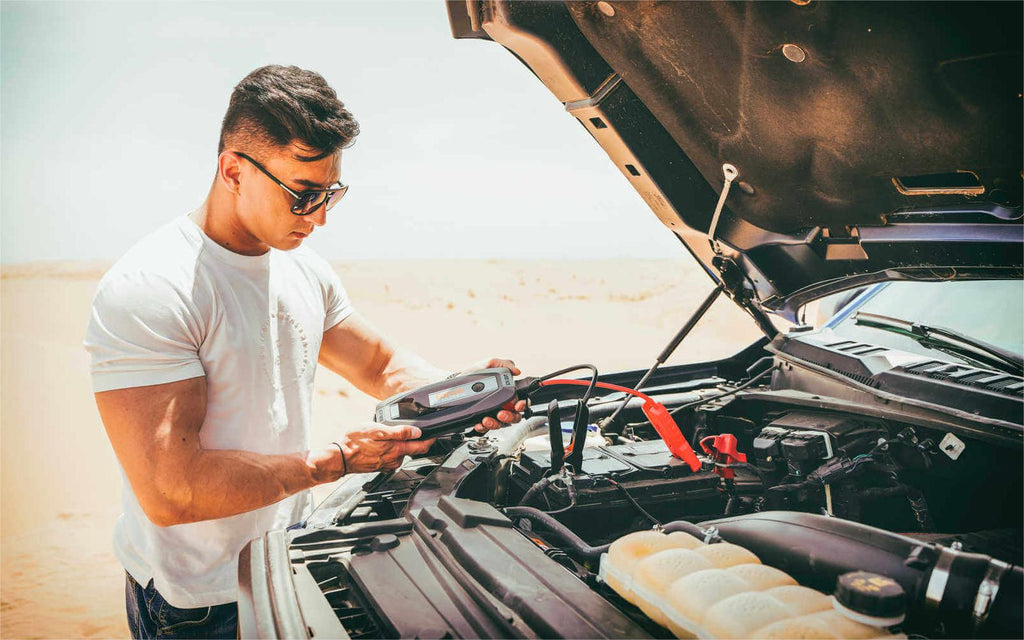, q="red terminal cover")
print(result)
[699,433,747,479]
